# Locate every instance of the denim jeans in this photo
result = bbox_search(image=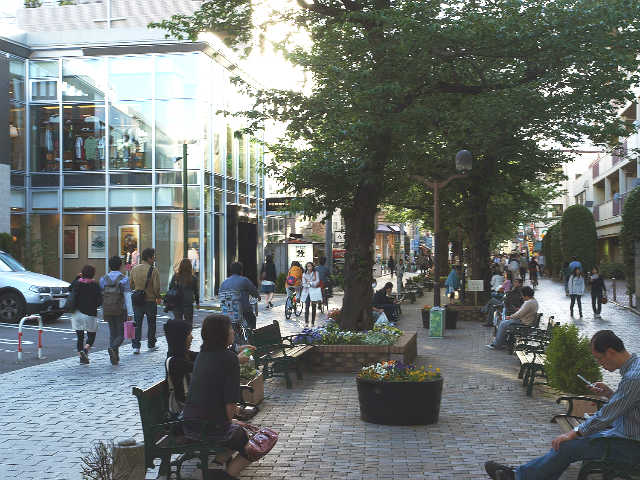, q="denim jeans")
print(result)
[133,301,157,349]
[516,432,640,480]
[492,319,521,348]
[104,313,125,351]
